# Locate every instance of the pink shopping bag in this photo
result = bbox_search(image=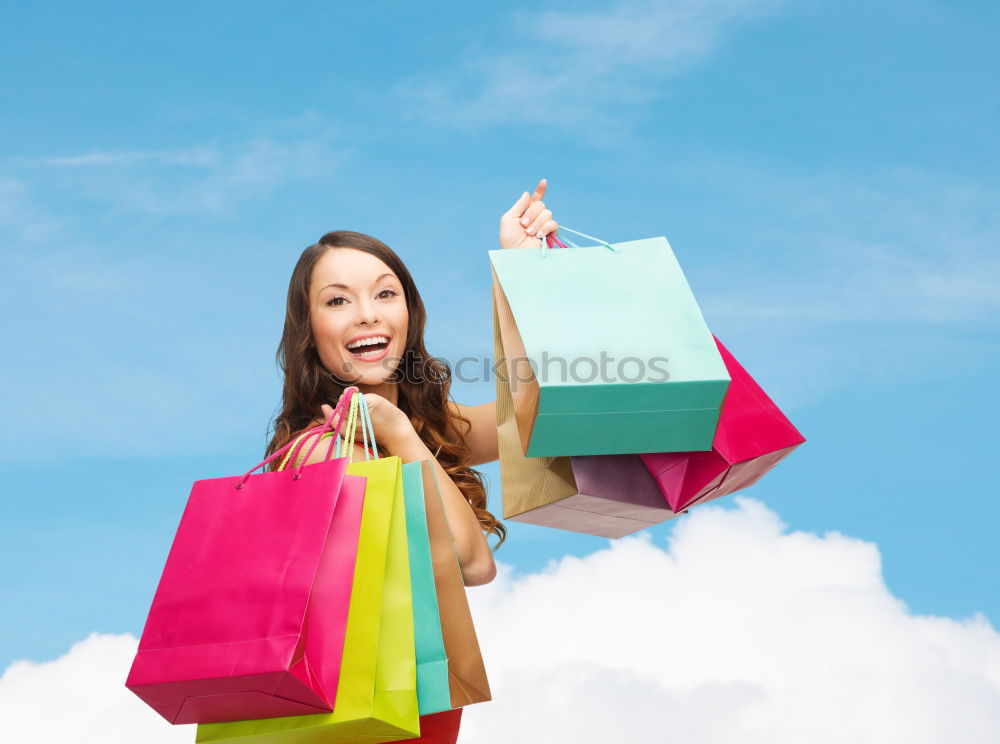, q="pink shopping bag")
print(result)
[640,337,805,512]
[126,393,366,724]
